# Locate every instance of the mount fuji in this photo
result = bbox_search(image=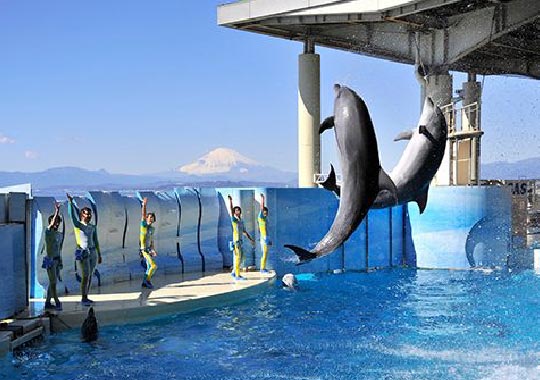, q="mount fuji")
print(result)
[175,147,296,183]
